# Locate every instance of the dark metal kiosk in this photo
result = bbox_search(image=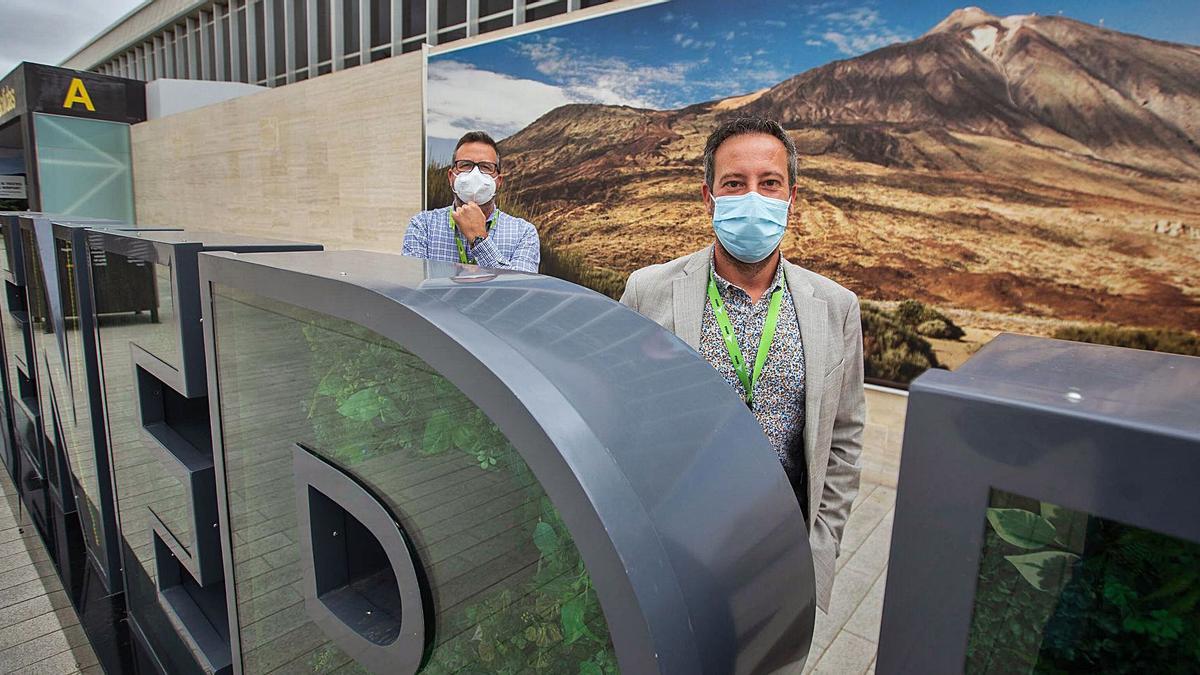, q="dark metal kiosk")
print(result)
[198,251,817,674]
[0,63,145,219]
[878,334,1200,673]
